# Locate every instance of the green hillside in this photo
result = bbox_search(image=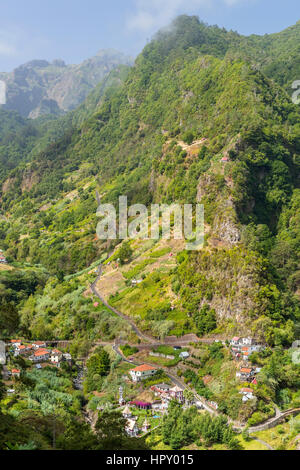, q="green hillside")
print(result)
[0,16,299,345]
